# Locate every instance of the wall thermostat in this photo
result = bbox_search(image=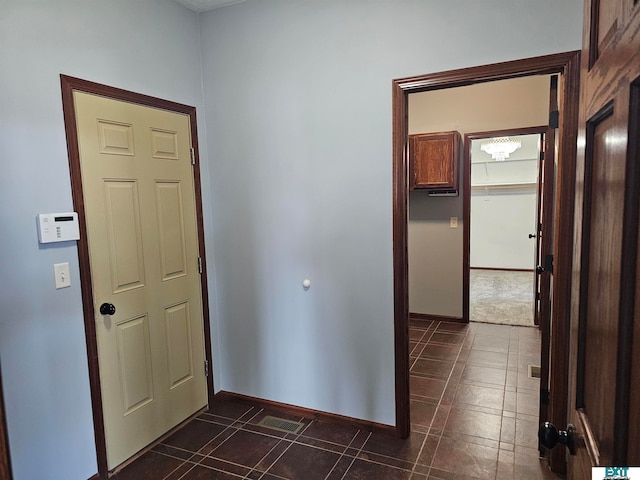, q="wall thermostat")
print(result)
[37,212,80,243]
